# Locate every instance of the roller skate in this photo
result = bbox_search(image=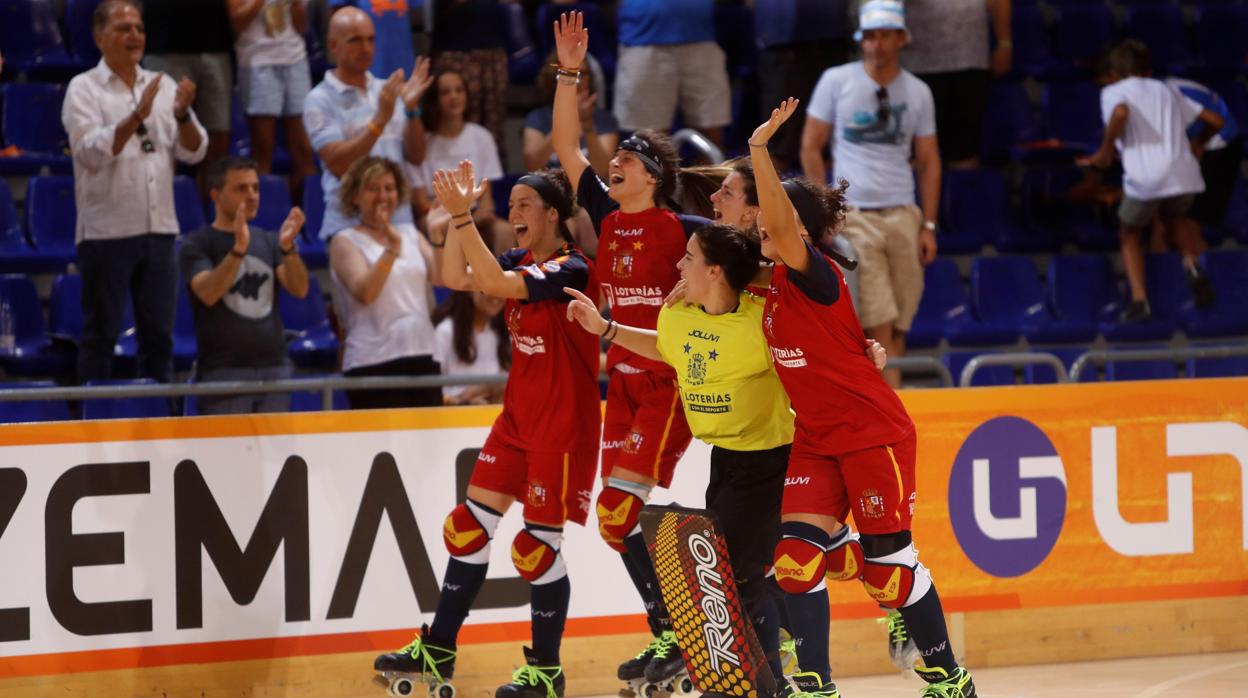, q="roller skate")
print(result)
[642,630,694,697]
[495,646,565,698]
[915,666,976,698]
[878,610,921,673]
[618,634,665,698]
[782,671,840,698]
[372,624,457,698]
